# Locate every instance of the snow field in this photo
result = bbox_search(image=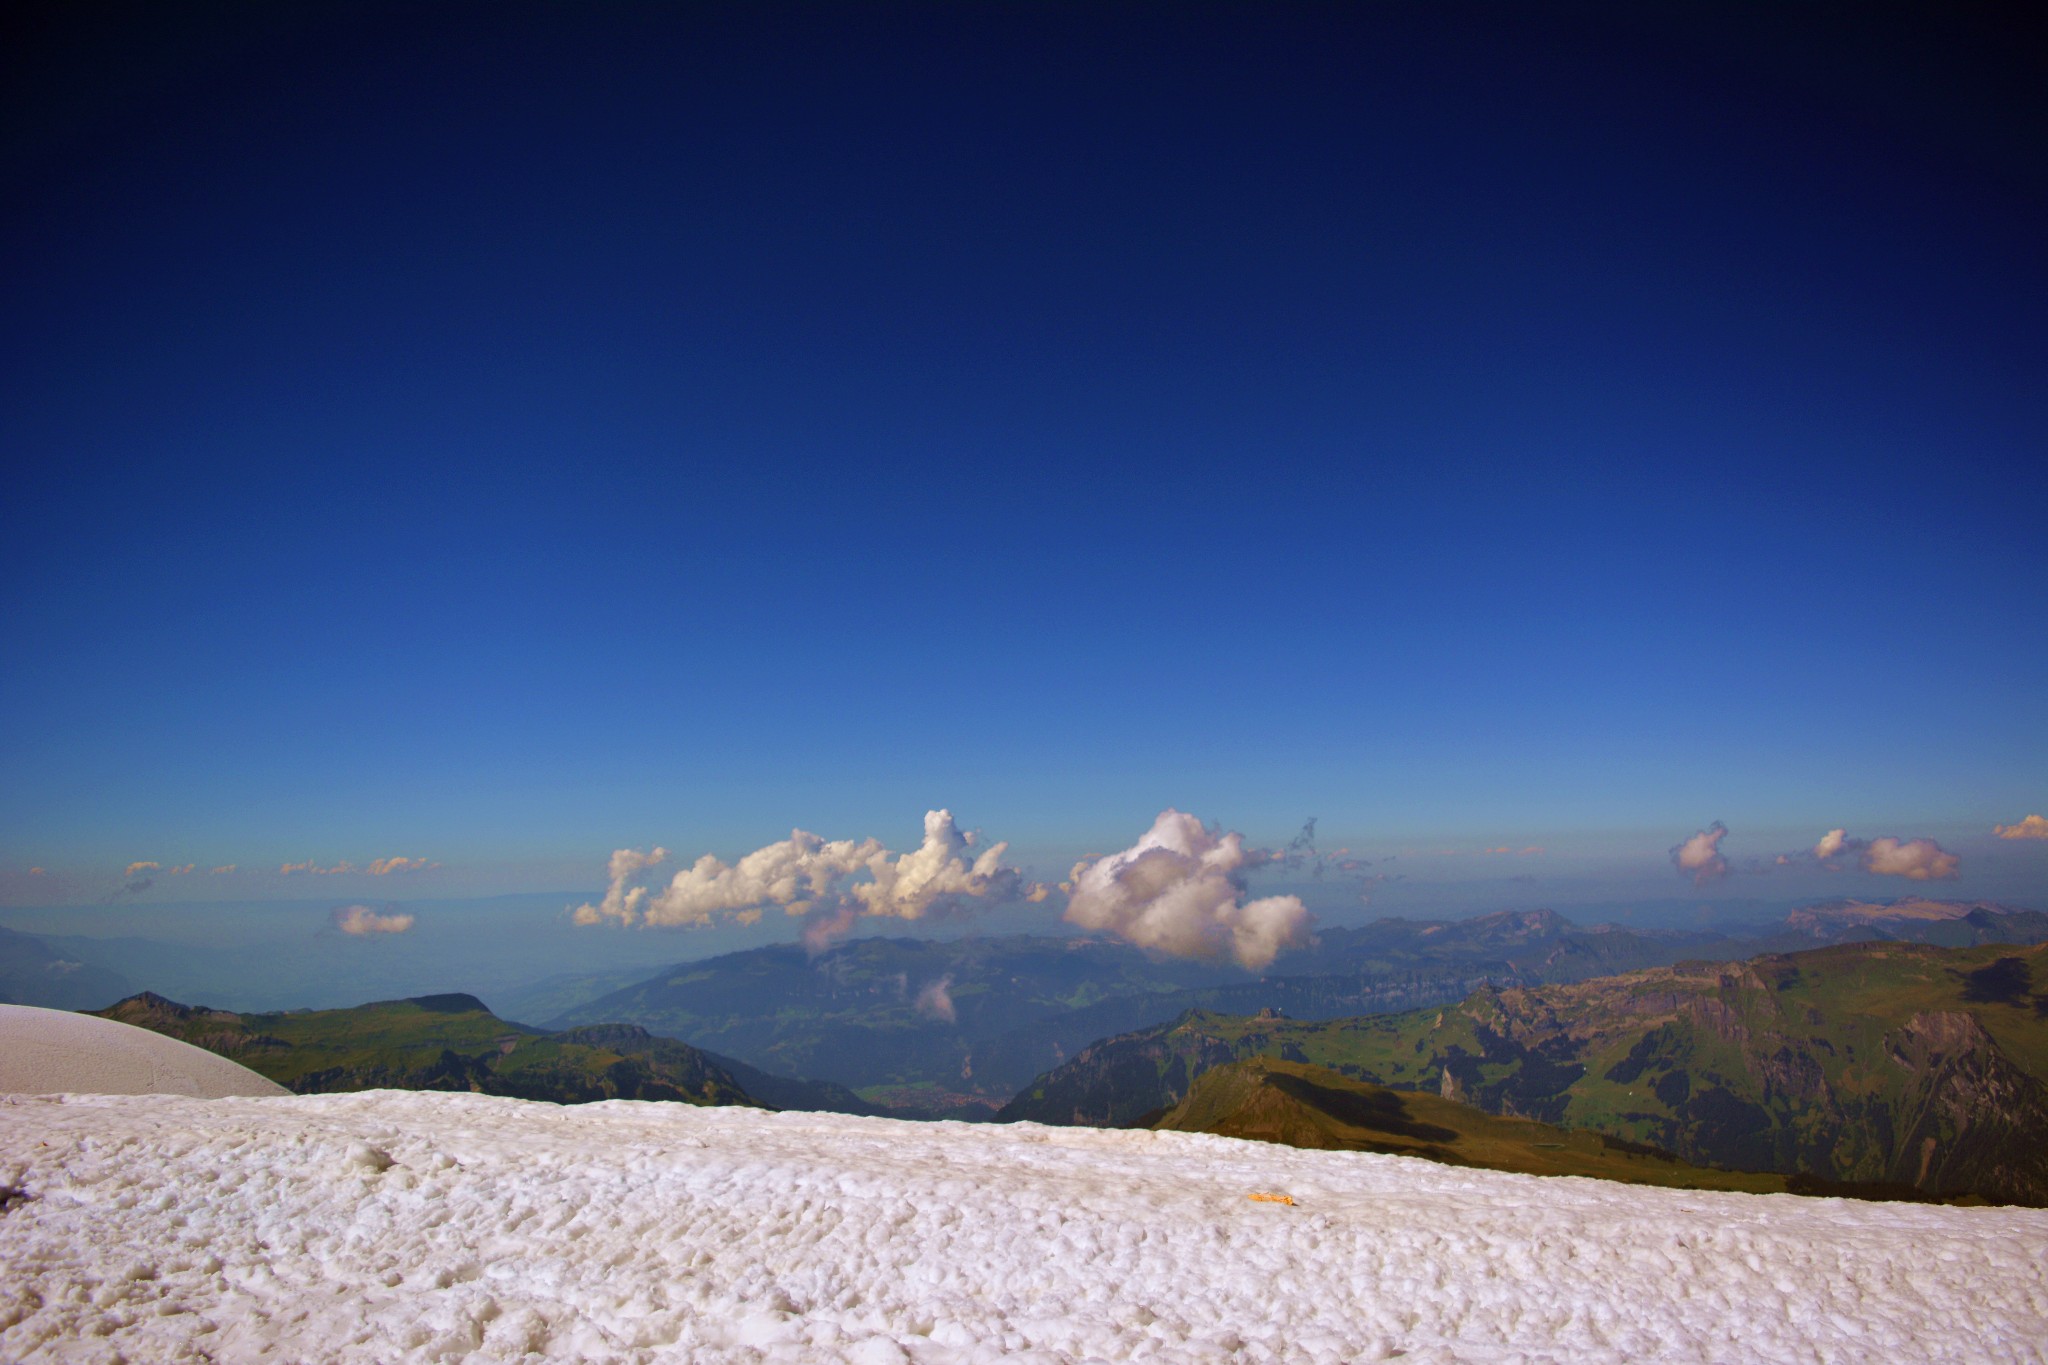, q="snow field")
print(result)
[1,1090,2044,1364]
